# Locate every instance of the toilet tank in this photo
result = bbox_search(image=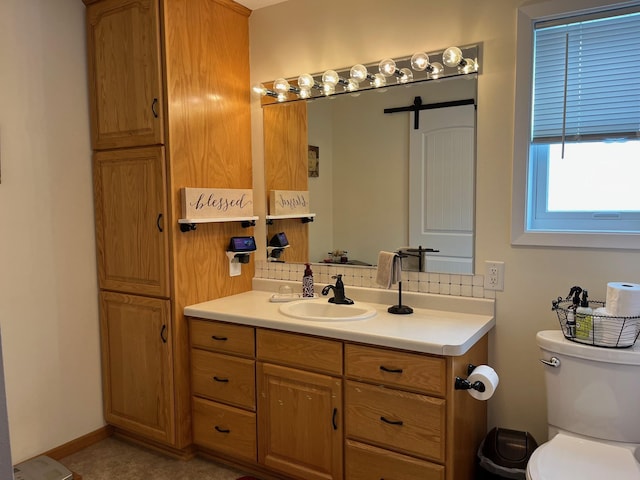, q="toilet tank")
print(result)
[537,330,640,443]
